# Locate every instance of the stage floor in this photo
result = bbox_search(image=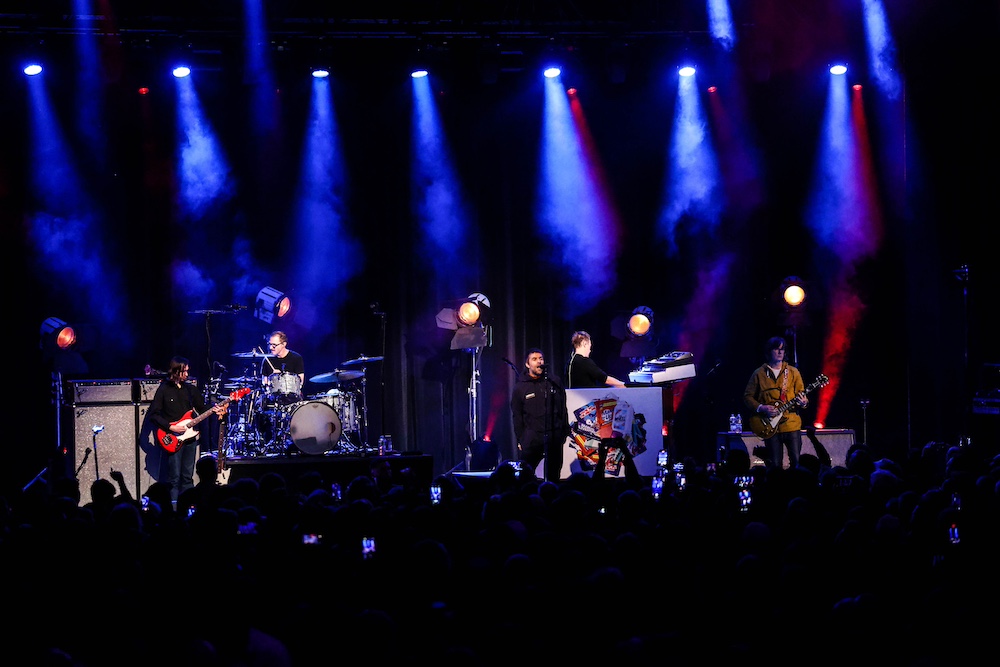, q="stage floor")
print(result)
[220,452,433,489]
